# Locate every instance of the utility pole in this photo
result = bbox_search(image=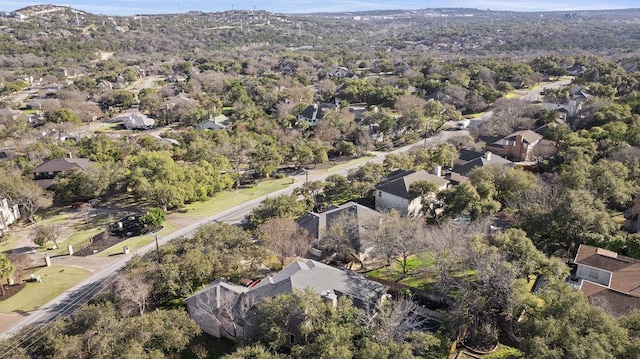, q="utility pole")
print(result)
[154,234,161,263]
